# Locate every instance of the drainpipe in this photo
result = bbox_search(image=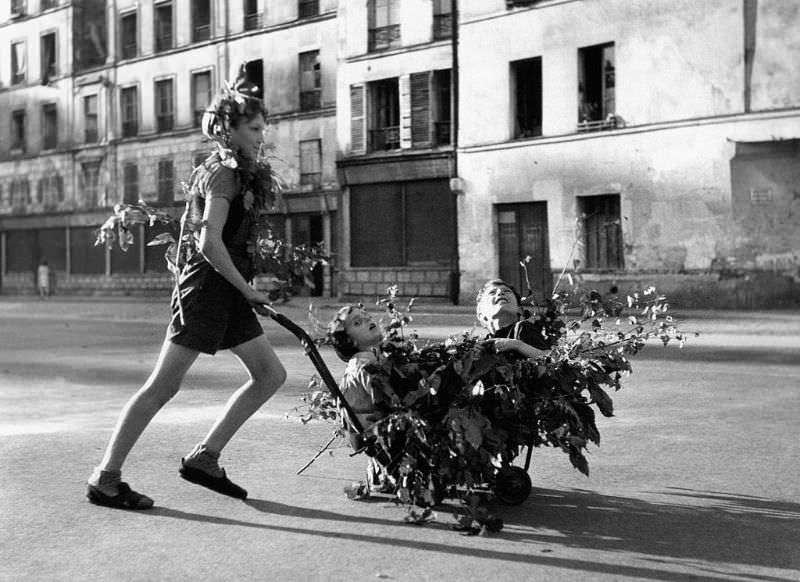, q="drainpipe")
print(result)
[224,0,230,79]
[448,0,461,304]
